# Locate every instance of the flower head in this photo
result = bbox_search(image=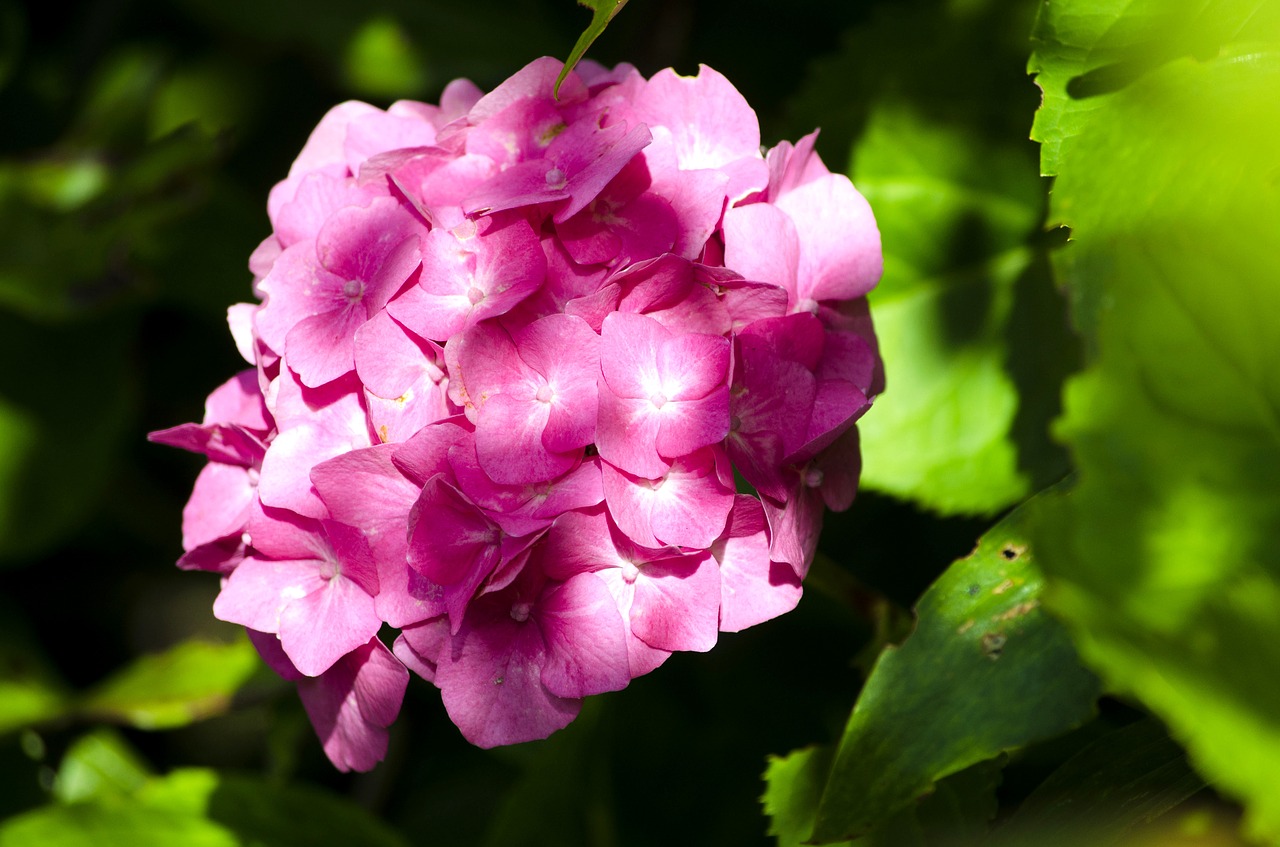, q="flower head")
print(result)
[151,57,883,769]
